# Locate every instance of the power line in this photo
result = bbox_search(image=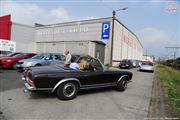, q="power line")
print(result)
[165,46,180,59]
[99,0,113,11]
